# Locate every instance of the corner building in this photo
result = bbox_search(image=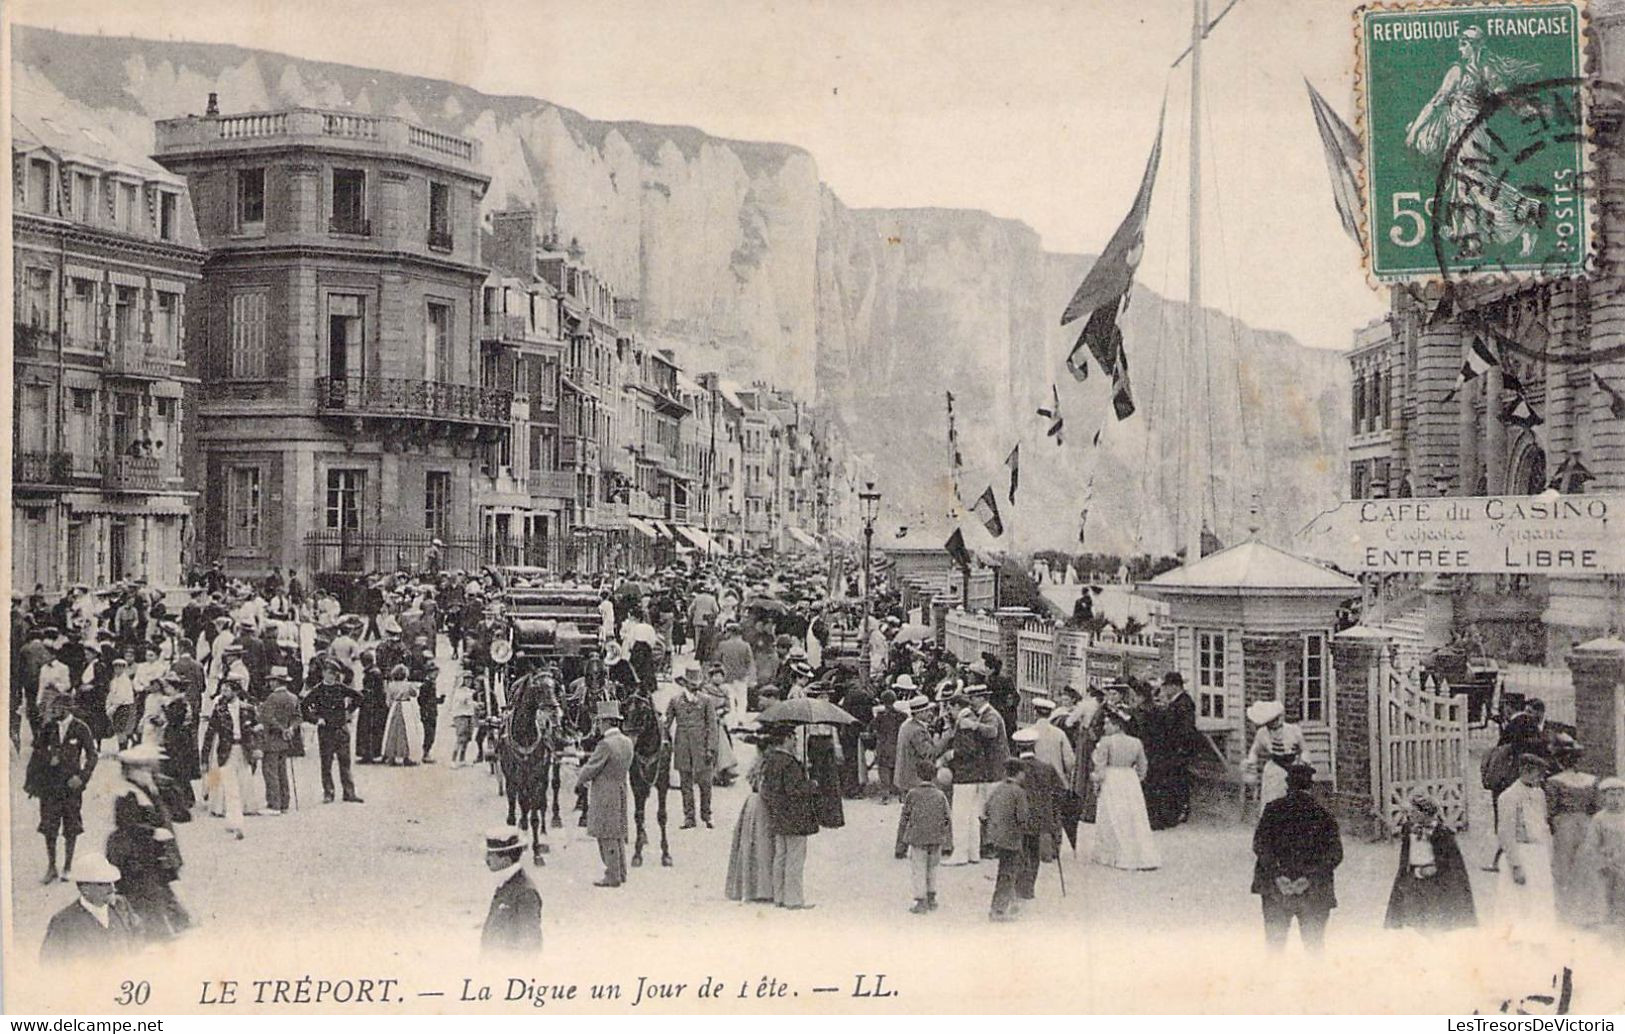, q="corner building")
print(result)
[154,106,505,578]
